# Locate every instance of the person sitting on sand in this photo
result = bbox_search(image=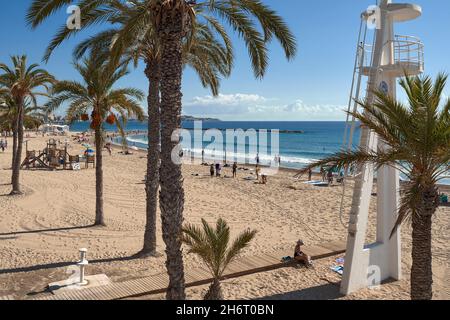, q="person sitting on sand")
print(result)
[294,240,312,266]
[261,174,268,184]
